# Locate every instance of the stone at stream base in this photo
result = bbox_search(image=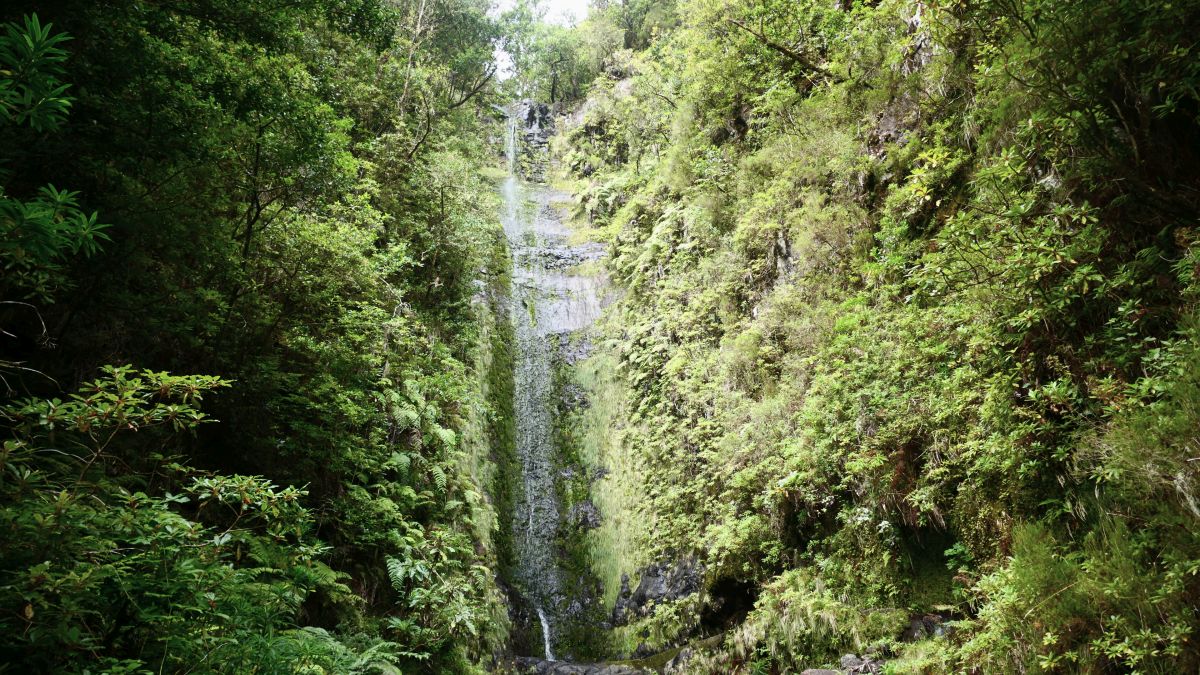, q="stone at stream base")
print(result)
[801,670,841,675]
[512,657,650,675]
[841,652,886,674]
[841,654,865,669]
